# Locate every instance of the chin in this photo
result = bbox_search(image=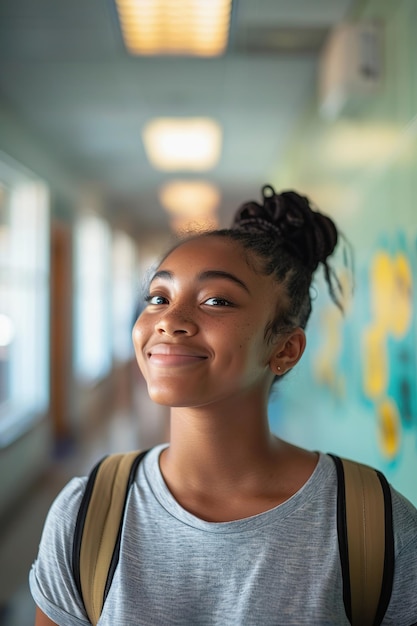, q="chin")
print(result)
[148,388,212,409]
[146,383,191,407]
